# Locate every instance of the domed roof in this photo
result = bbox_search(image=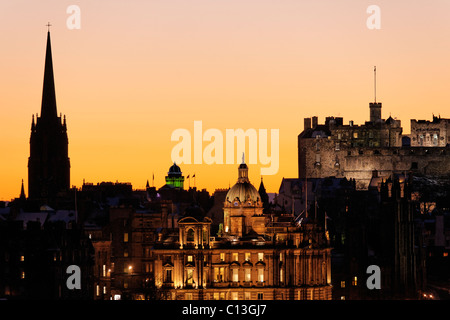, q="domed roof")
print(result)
[239,163,248,169]
[168,162,182,176]
[226,181,260,203]
[226,157,261,203]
